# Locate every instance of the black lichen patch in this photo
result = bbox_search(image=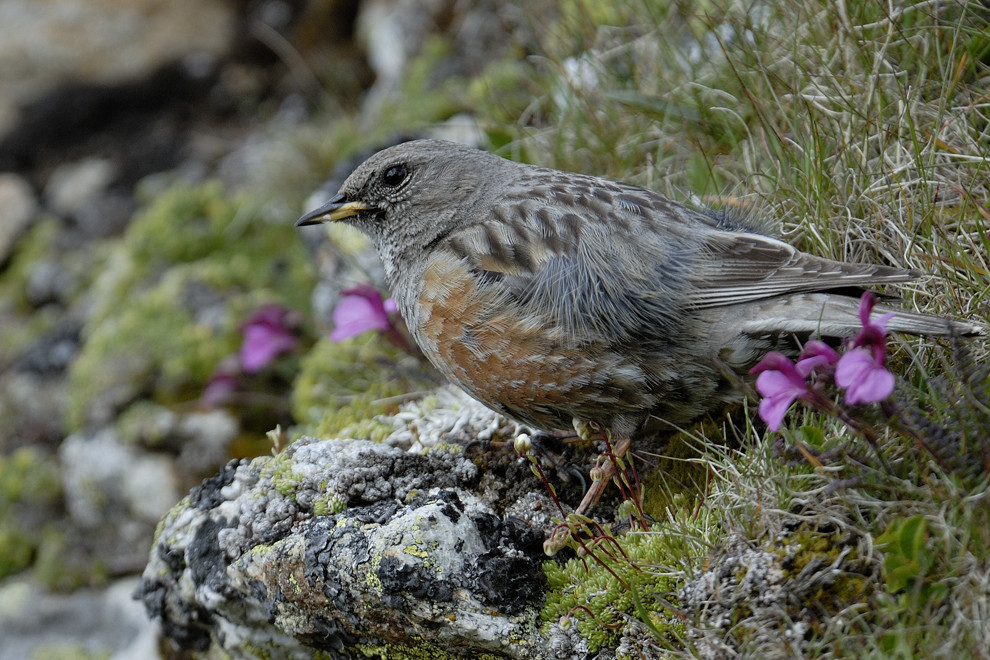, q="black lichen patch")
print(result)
[466,512,546,614]
[188,517,237,598]
[188,459,242,510]
[378,554,457,606]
